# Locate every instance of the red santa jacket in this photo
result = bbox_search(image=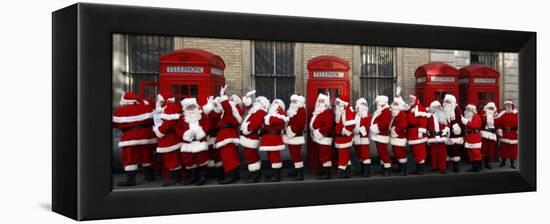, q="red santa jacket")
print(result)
[480,110,498,142]
[463,114,482,149]
[152,102,183,153]
[239,107,267,148]
[353,112,372,145]
[370,106,392,144]
[406,104,429,145]
[112,103,157,147]
[497,110,518,144]
[427,114,449,144]
[205,109,221,146]
[214,95,242,149]
[310,108,334,146]
[259,108,287,151]
[175,112,211,153]
[447,107,464,145]
[390,111,408,147]
[283,107,307,145]
[334,107,356,148]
